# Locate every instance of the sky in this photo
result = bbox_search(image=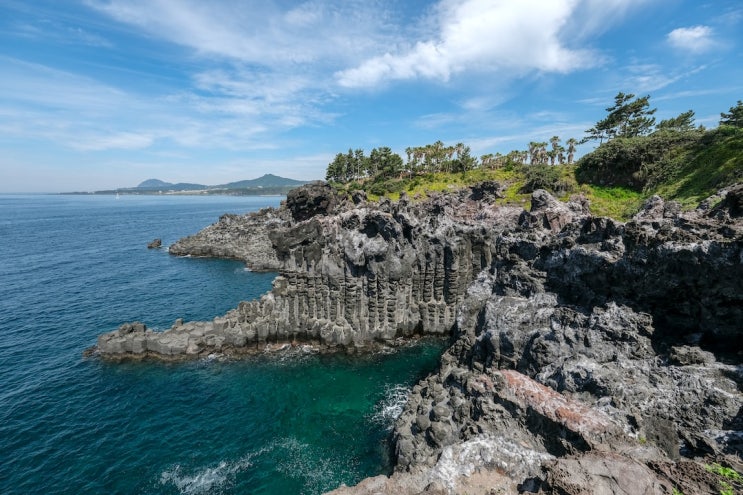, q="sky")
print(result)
[1,0,742,192]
